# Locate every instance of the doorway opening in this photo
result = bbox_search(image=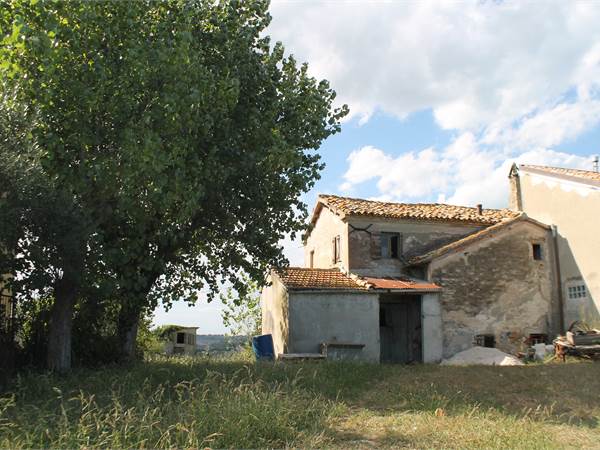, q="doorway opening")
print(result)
[379,294,422,363]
